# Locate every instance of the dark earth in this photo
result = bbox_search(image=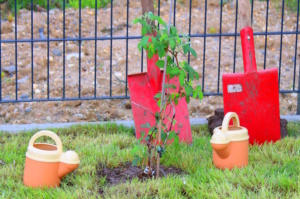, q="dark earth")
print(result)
[97,162,183,194]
